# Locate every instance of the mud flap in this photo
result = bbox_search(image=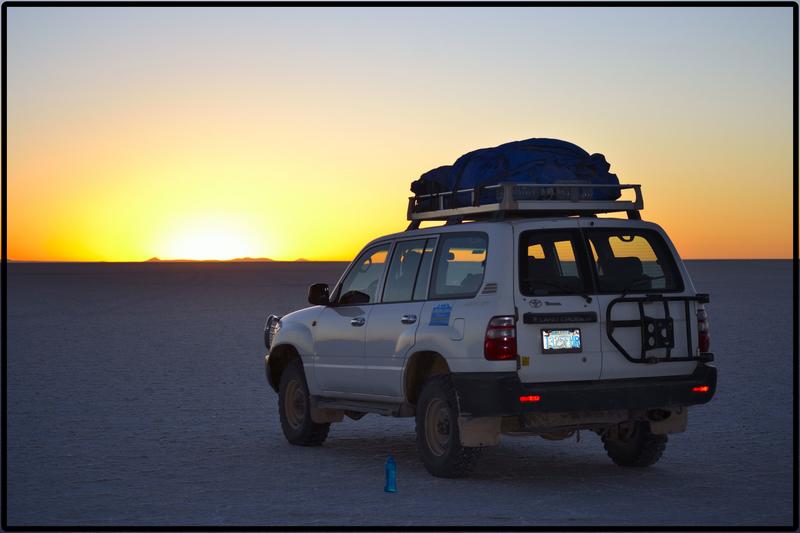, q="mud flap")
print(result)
[458,416,501,447]
[649,406,688,434]
[310,407,344,424]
